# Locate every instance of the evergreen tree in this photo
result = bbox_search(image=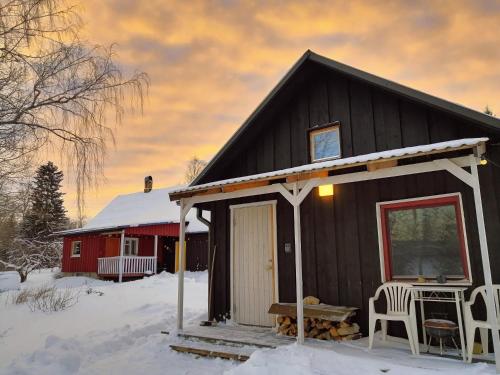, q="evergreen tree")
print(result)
[21,162,69,240]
